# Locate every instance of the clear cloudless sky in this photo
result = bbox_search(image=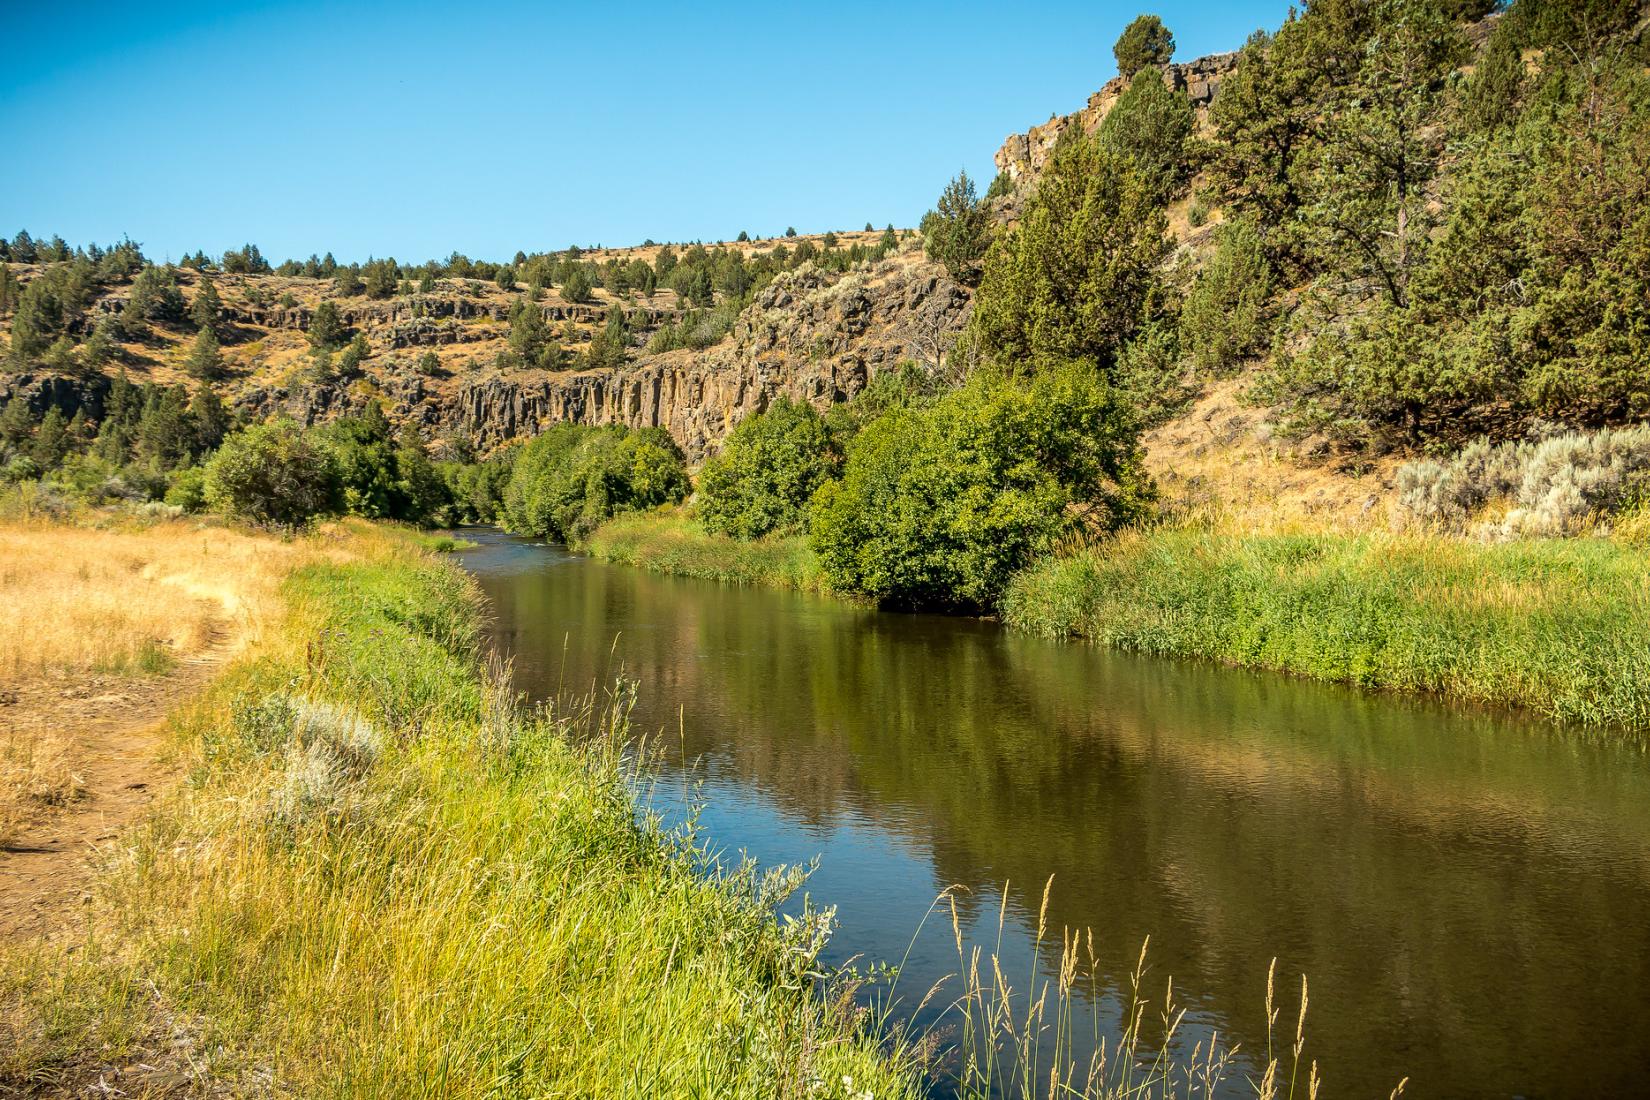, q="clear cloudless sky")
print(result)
[1,0,1292,264]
